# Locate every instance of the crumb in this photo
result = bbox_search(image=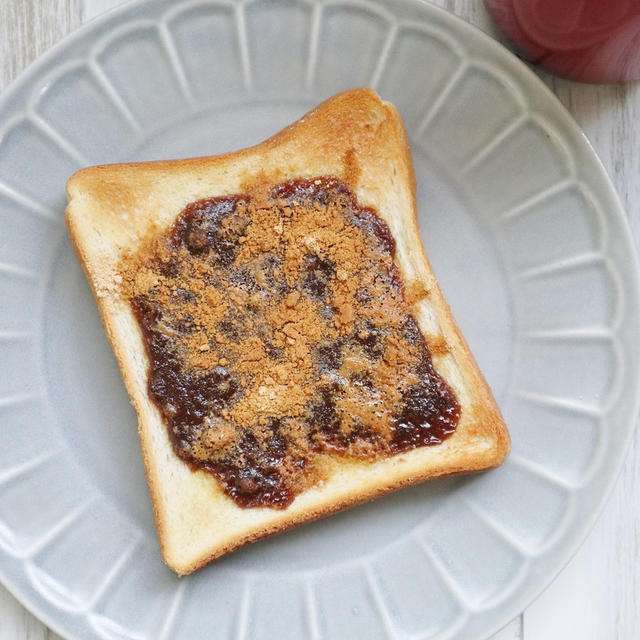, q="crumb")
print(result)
[119,177,459,509]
